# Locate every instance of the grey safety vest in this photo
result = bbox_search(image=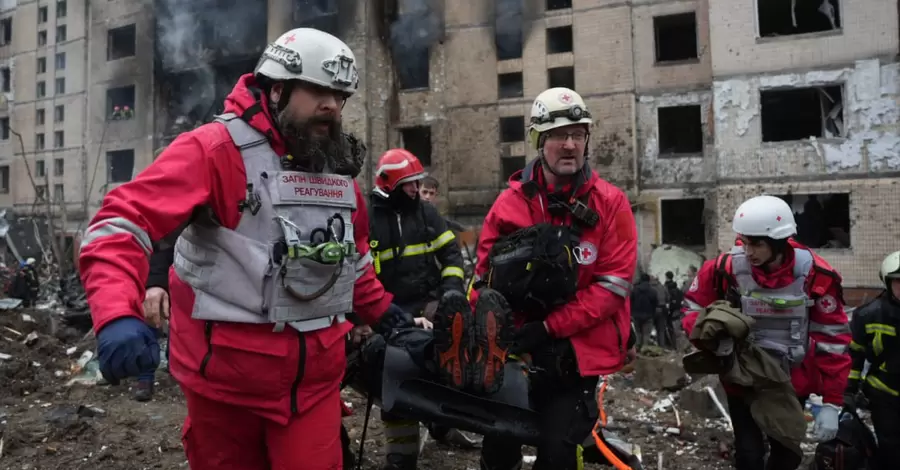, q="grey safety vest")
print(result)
[731,246,815,369]
[173,113,365,333]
